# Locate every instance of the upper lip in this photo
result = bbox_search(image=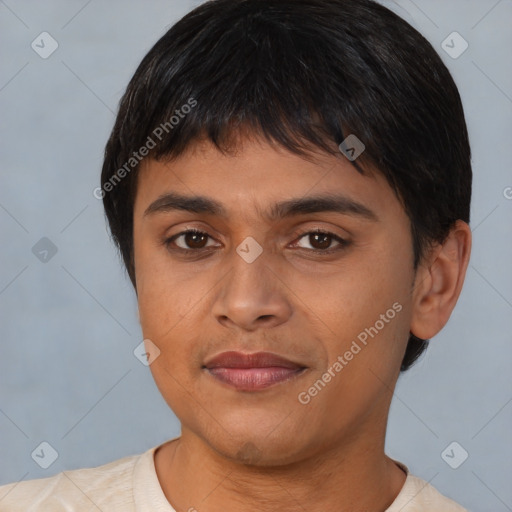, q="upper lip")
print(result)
[204,351,305,370]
